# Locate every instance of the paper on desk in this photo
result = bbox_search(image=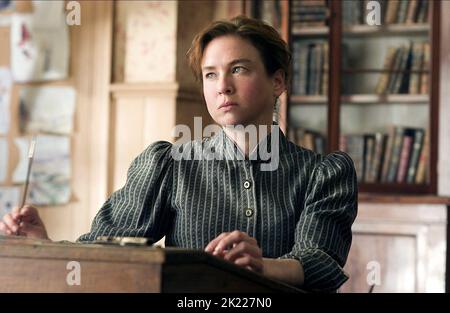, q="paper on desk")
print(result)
[20,86,76,135]
[10,2,69,82]
[13,135,71,205]
[0,186,20,218]
[0,67,12,135]
[0,138,7,183]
